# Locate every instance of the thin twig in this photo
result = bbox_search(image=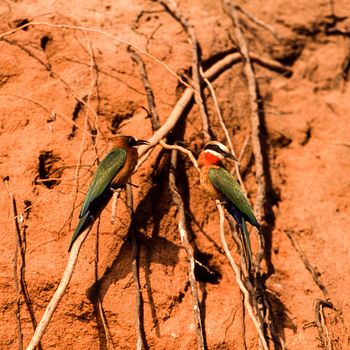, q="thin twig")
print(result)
[155,0,210,140]
[126,184,148,350]
[159,140,199,172]
[110,189,122,224]
[235,4,281,41]
[128,46,161,131]
[315,299,334,350]
[169,150,207,350]
[25,227,90,350]
[284,229,329,299]
[216,201,268,350]
[4,177,23,350]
